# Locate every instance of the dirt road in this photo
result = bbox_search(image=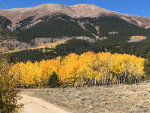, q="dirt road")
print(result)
[20,82,150,113]
[18,94,70,113]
